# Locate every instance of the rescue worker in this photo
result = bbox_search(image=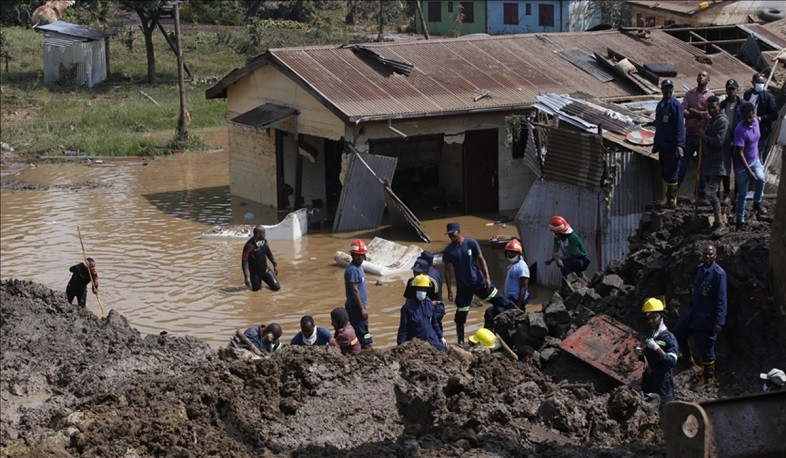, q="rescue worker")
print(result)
[468,328,519,362]
[66,258,98,308]
[290,315,332,347]
[732,102,767,229]
[328,307,361,355]
[344,239,372,348]
[701,96,731,229]
[403,259,446,334]
[241,226,280,292]
[638,298,679,406]
[397,274,446,351]
[546,216,590,277]
[442,222,510,345]
[503,238,530,308]
[417,250,443,301]
[741,72,778,156]
[674,244,727,386]
[243,323,283,353]
[652,79,686,207]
